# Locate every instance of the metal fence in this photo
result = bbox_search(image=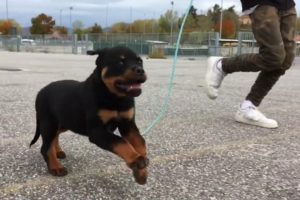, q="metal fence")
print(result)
[0,32,299,57]
[0,34,93,54]
[0,32,218,56]
[87,32,216,57]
